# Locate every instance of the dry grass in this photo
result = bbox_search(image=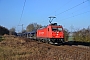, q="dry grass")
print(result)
[0,35,90,60]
